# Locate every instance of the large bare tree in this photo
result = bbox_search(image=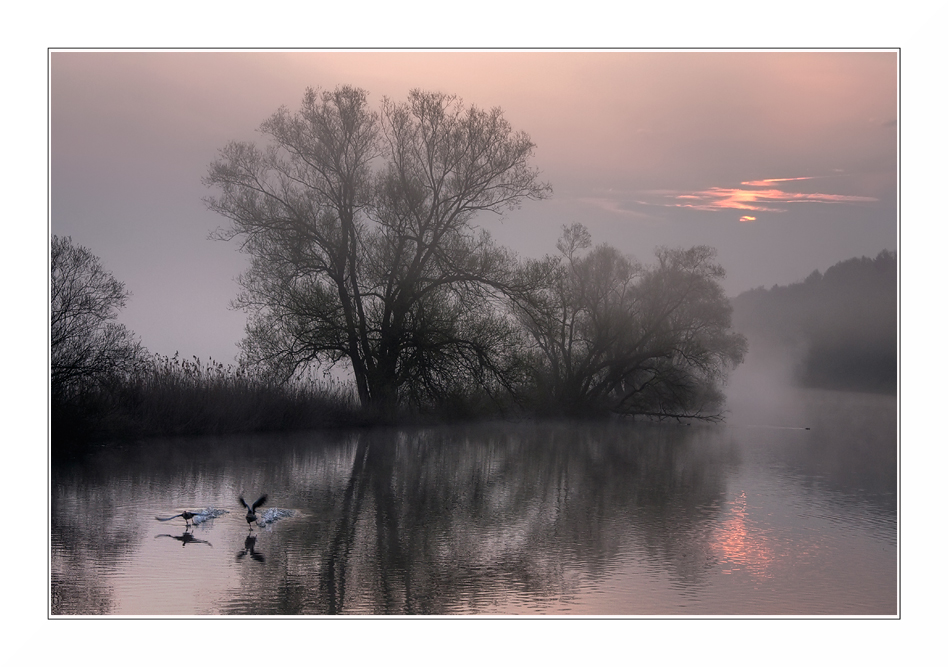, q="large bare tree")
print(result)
[205,86,550,416]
